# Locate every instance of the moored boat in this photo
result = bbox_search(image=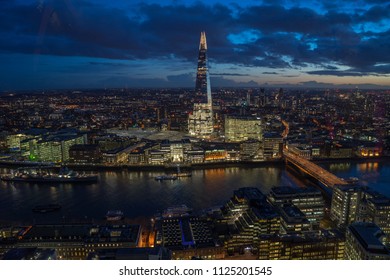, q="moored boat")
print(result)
[32,204,62,213]
[154,175,178,181]
[1,167,98,183]
[105,210,124,221]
